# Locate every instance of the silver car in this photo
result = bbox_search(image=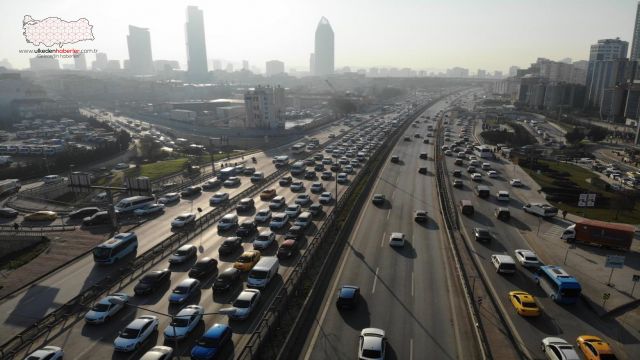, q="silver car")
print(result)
[85,293,129,324]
